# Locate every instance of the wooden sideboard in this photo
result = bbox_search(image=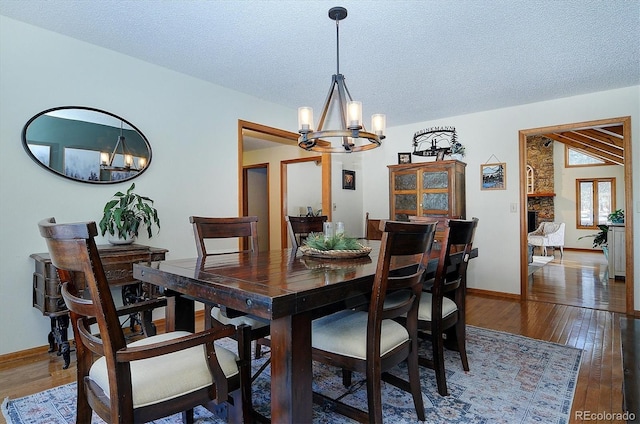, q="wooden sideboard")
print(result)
[388,160,466,240]
[30,243,168,368]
